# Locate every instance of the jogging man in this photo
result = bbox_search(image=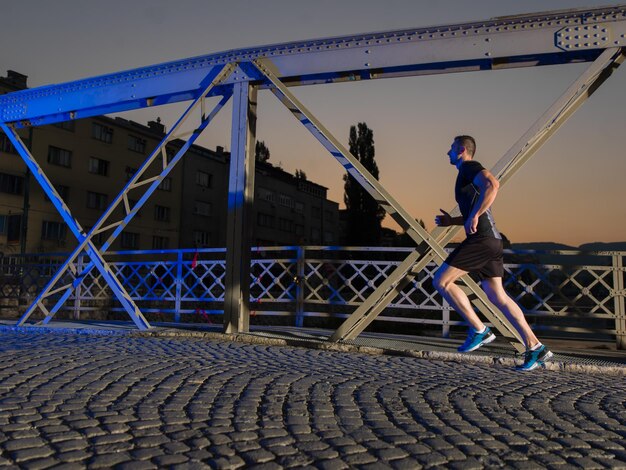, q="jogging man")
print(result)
[433,135,552,371]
